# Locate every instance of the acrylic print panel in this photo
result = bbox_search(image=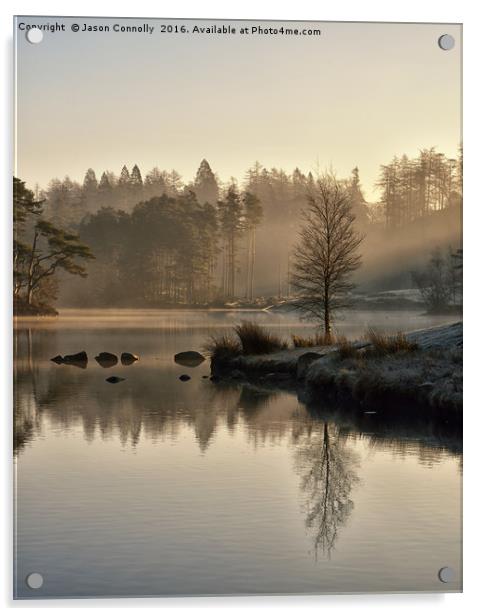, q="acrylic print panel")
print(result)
[13,17,462,598]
